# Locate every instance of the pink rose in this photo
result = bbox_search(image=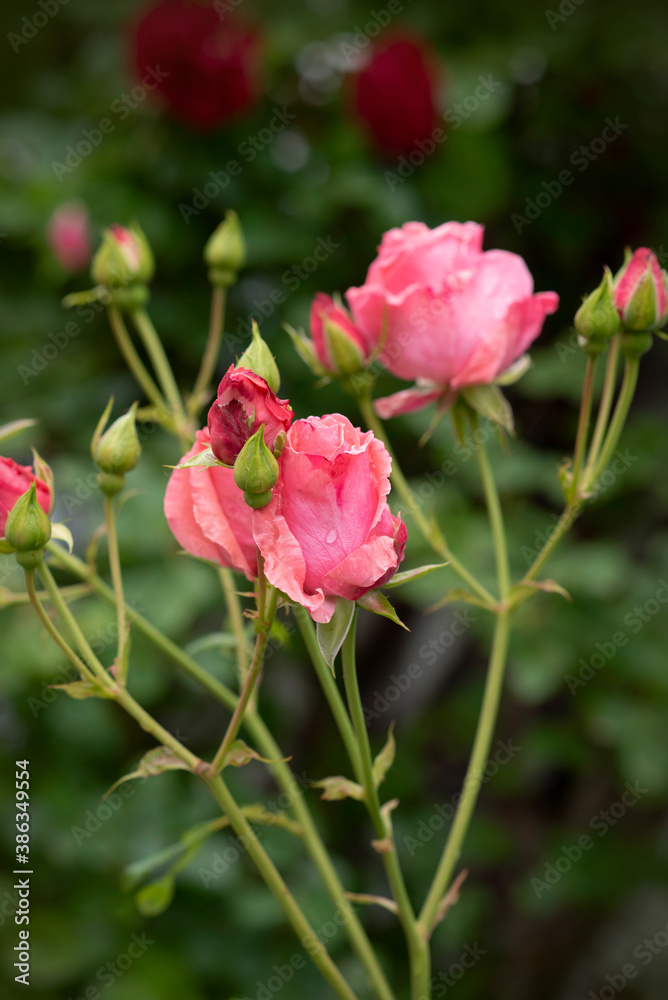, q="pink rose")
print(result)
[346,221,559,416]
[252,414,407,623]
[614,247,668,331]
[207,366,293,466]
[47,202,91,272]
[164,429,257,579]
[308,293,371,375]
[0,457,51,537]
